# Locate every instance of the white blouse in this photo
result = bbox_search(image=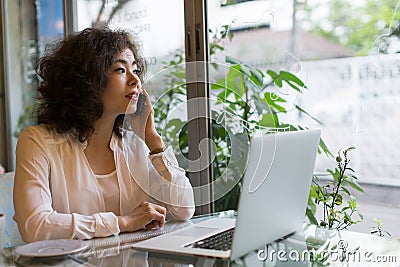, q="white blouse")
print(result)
[96,170,120,216]
[13,125,195,242]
